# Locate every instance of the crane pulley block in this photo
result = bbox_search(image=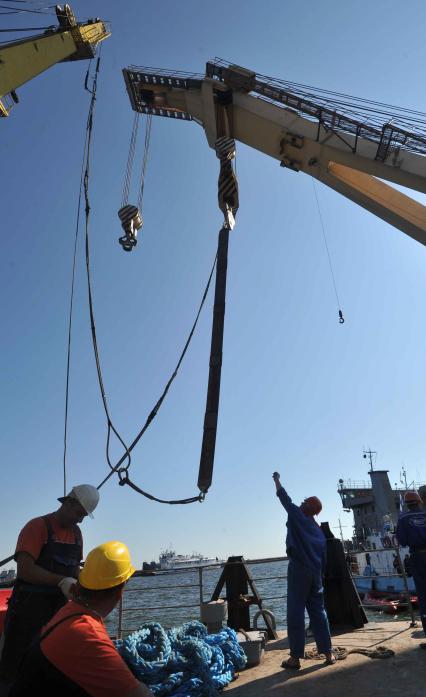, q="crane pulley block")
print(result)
[215,137,239,229]
[118,205,143,252]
